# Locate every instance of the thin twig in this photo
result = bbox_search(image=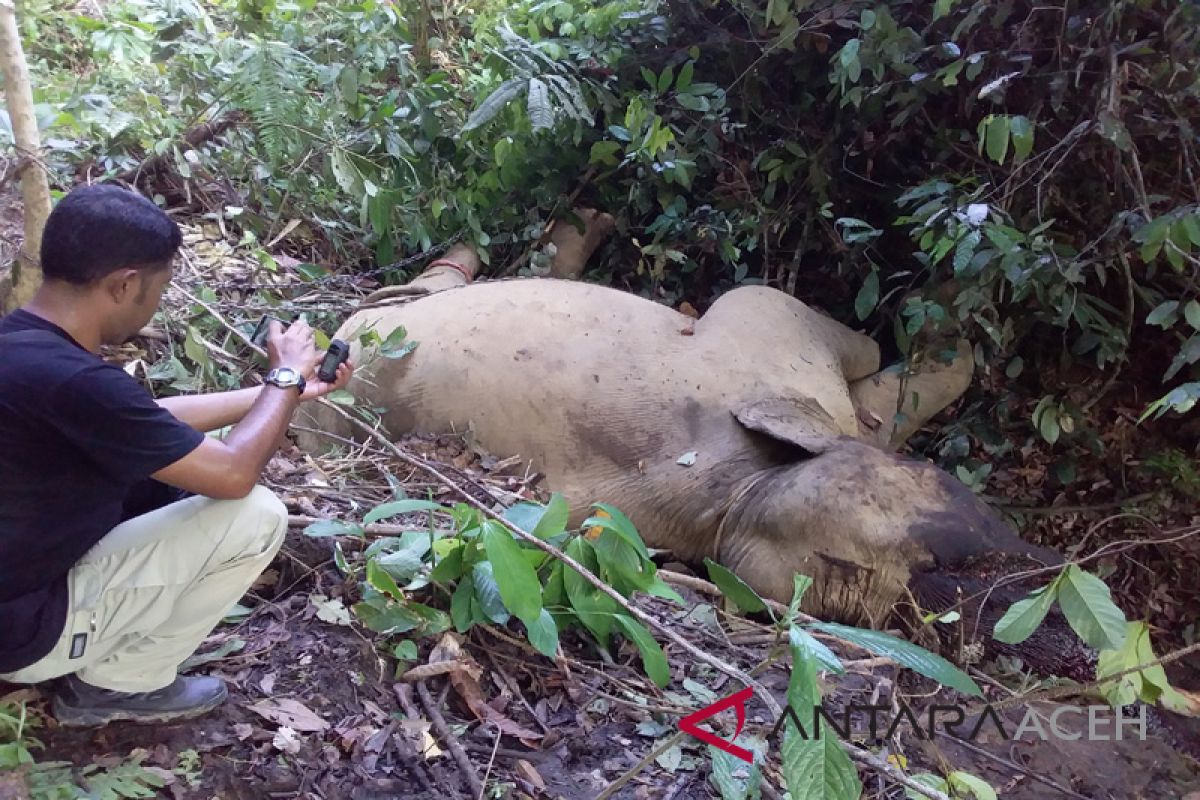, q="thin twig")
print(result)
[594,731,687,800]
[477,724,502,800]
[942,735,1091,799]
[416,680,485,799]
